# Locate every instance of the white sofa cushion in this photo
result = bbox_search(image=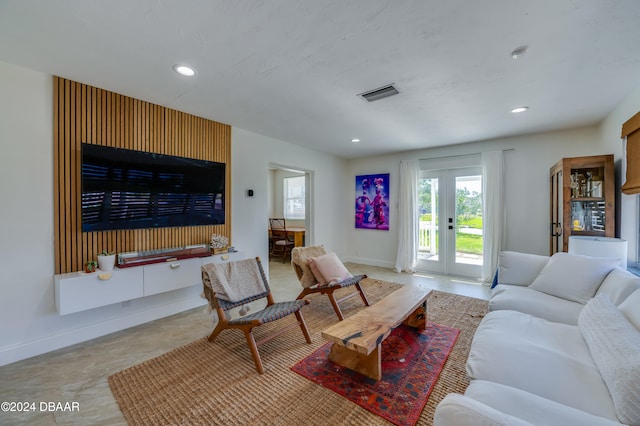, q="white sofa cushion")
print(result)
[529,252,618,304]
[579,293,640,425]
[434,393,534,426]
[461,380,622,426]
[619,289,640,330]
[489,285,583,325]
[497,251,549,286]
[467,310,618,420]
[596,267,640,306]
